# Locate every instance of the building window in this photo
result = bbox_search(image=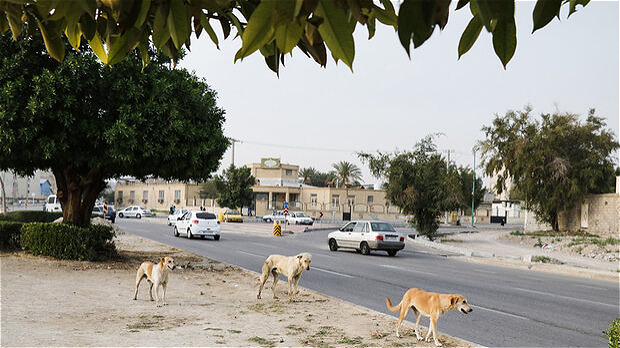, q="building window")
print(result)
[174,190,181,203]
[255,193,268,201]
[332,195,340,208]
[159,190,164,202]
[347,196,355,206]
[118,191,123,201]
[143,191,148,202]
[285,169,292,176]
[367,195,374,203]
[130,190,135,203]
[310,194,317,207]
